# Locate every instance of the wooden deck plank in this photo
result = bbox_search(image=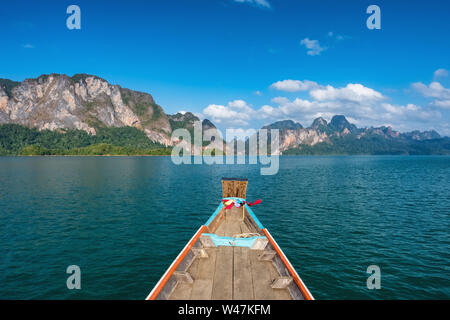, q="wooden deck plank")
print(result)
[169,282,192,300]
[212,246,234,300]
[213,217,234,299]
[190,279,214,300]
[169,255,200,299]
[168,246,201,299]
[226,206,246,237]
[268,261,292,300]
[194,248,217,280]
[190,248,216,300]
[233,247,254,300]
[249,250,276,300]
